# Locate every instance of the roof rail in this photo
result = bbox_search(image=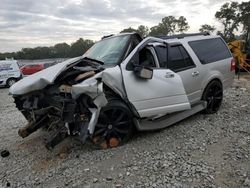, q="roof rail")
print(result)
[155,32,210,40]
[101,34,114,40]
